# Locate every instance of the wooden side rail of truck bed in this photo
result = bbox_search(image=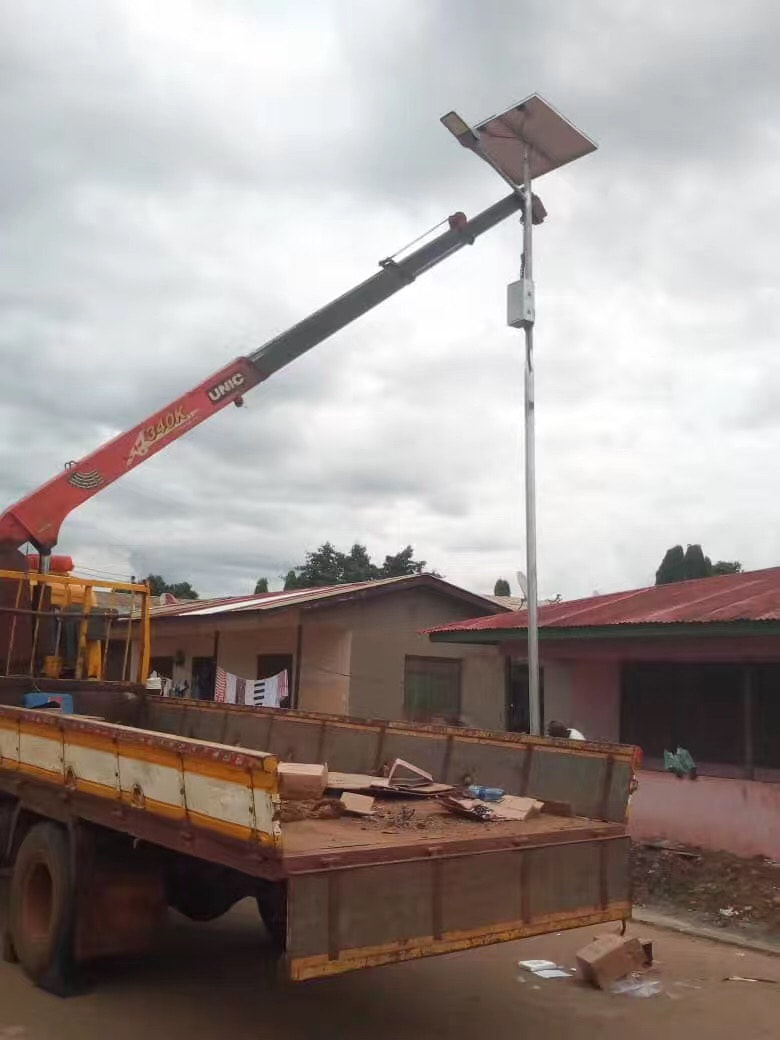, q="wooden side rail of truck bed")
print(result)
[0,694,640,995]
